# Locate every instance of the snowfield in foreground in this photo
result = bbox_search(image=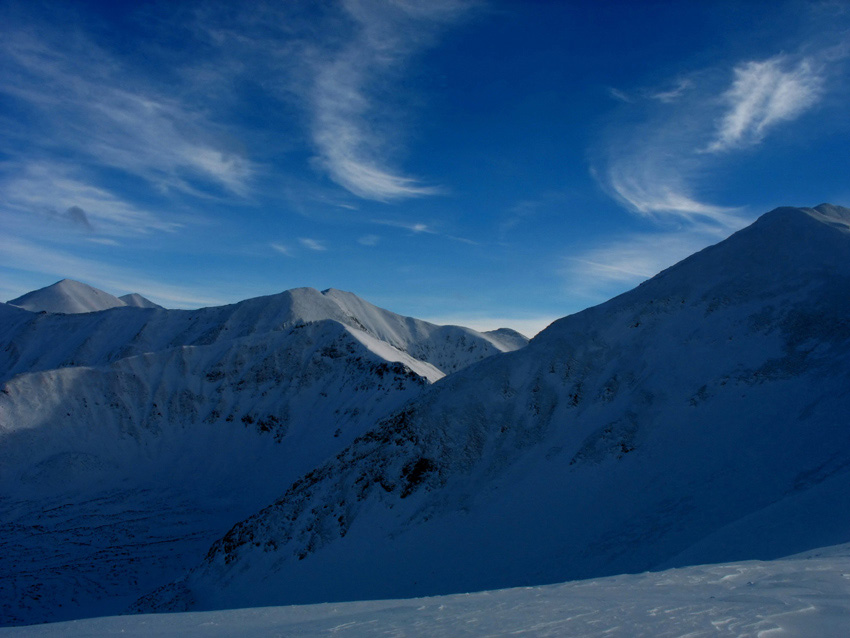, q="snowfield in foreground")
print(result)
[2,543,849,637]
